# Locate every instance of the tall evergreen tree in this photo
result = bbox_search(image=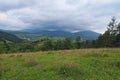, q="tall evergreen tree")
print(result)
[97,17,118,47]
[107,17,118,35]
[115,23,120,47]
